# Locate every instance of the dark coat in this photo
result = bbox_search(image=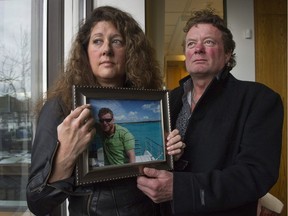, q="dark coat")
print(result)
[168,71,283,216]
[26,97,159,216]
